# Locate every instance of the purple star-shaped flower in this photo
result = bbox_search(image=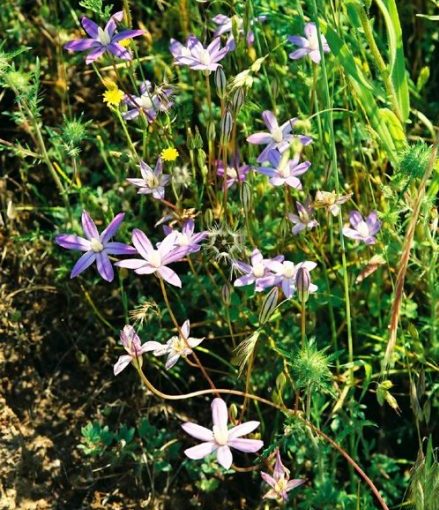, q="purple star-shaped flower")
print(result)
[288,199,319,234]
[259,260,317,299]
[257,150,311,189]
[233,249,278,291]
[216,156,250,189]
[212,14,265,50]
[64,11,144,64]
[182,398,263,469]
[170,36,228,73]
[115,229,187,287]
[247,111,312,163]
[163,219,208,254]
[287,22,330,64]
[343,211,381,245]
[114,325,162,376]
[261,449,305,502]
[126,158,170,200]
[55,211,136,282]
[152,320,204,369]
[123,81,173,122]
